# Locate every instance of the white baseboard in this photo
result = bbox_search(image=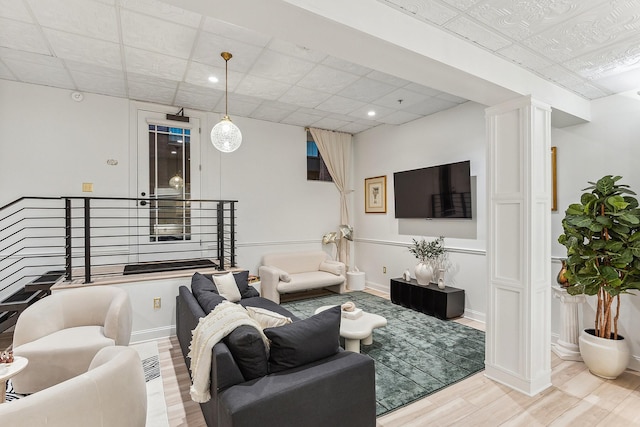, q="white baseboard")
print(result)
[462,308,485,324]
[130,325,175,344]
[364,281,388,294]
